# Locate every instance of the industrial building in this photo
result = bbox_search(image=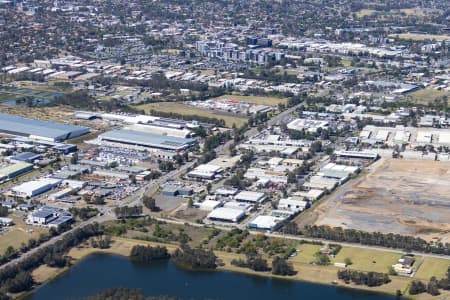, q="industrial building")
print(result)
[27,206,72,227]
[234,191,267,203]
[12,178,61,198]
[187,164,223,180]
[96,129,196,152]
[0,113,89,142]
[194,200,222,211]
[286,118,329,133]
[207,207,246,223]
[244,167,288,184]
[0,162,34,181]
[334,150,378,160]
[278,197,309,213]
[293,189,324,201]
[360,125,450,147]
[248,215,285,231]
[10,152,42,163]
